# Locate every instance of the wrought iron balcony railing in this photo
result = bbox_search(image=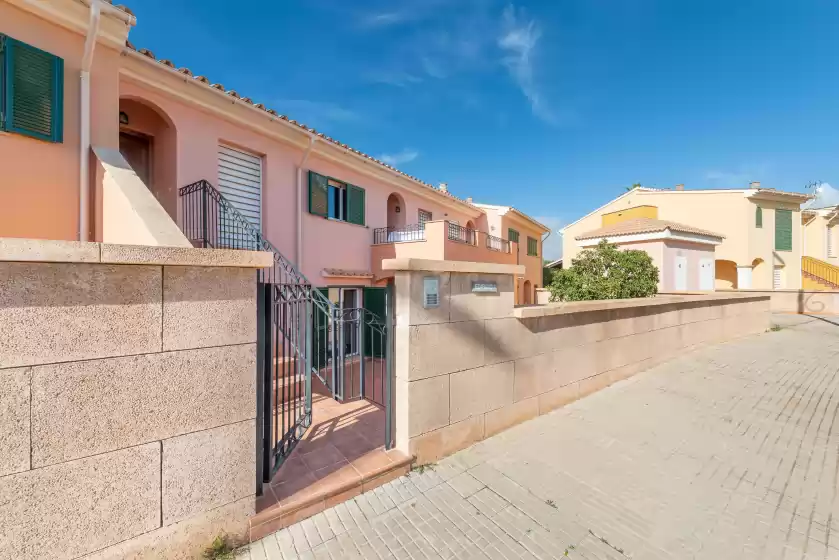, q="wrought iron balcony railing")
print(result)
[372,224,426,244]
